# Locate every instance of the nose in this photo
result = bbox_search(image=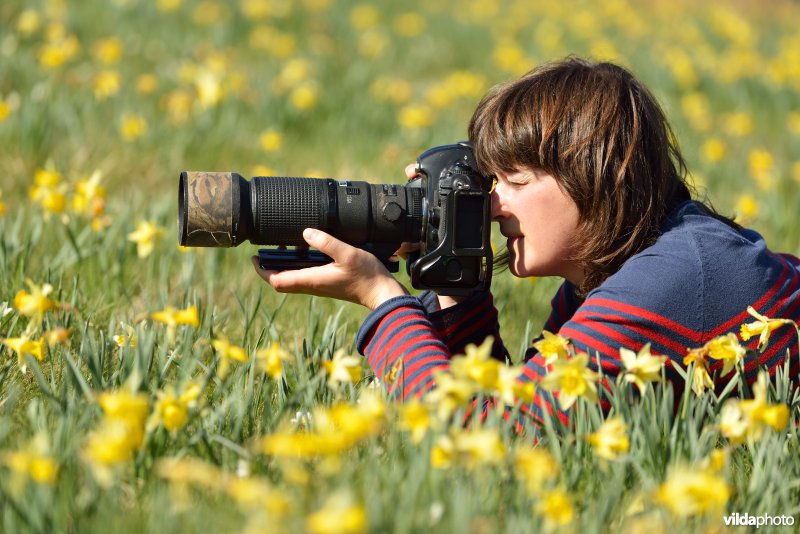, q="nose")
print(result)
[490,186,504,220]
